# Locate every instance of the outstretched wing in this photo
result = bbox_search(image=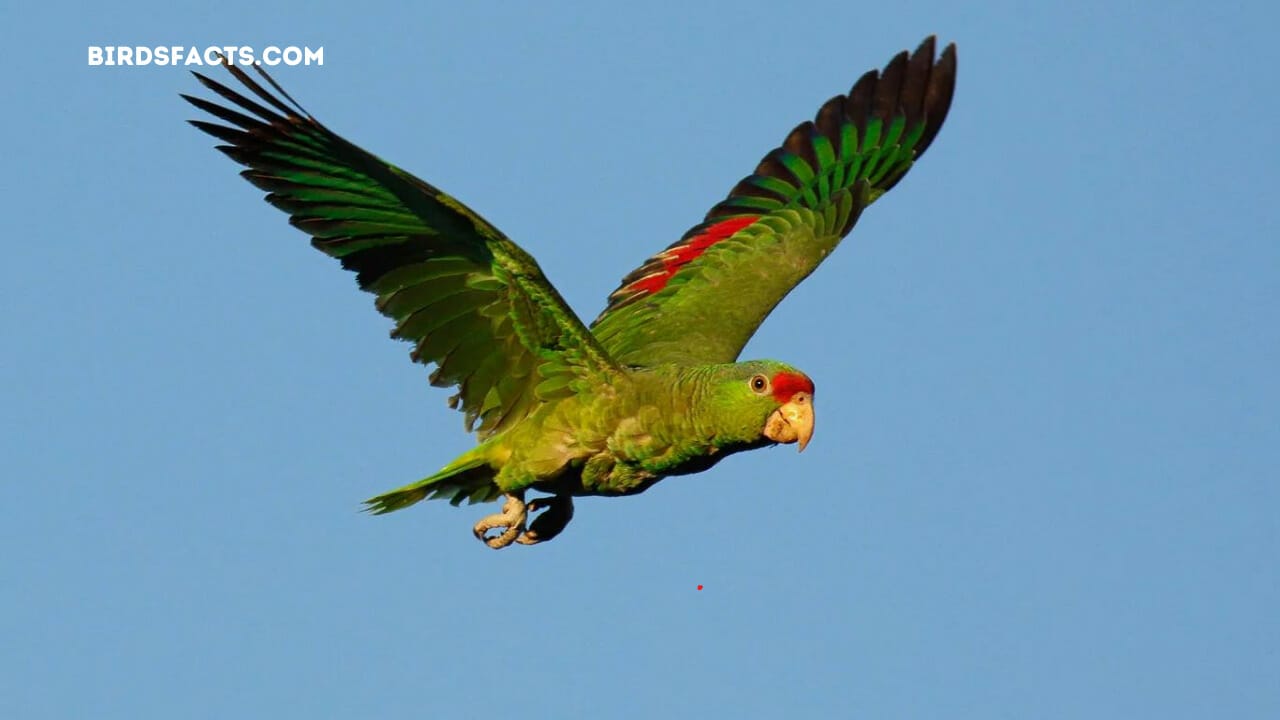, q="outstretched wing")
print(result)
[184,61,618,439]
[591,36,956,366]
